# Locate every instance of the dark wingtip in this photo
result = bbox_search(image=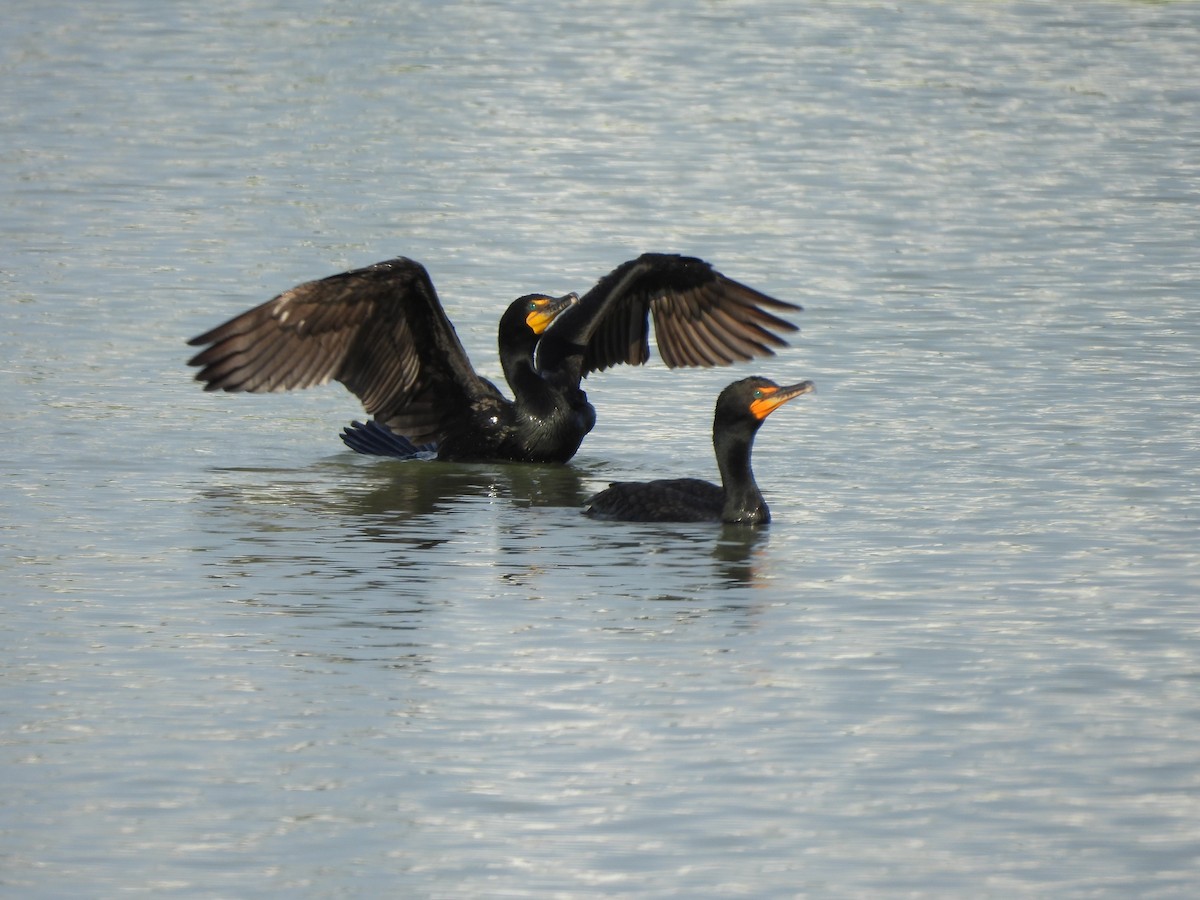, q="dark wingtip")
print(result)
[340,421,437,459]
